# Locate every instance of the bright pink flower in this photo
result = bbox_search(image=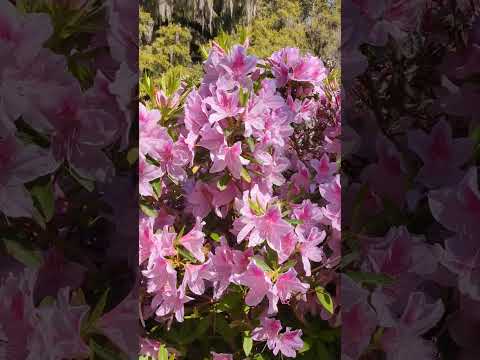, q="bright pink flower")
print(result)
[254,150,290,187]
[273,328,304,358]
[277,231,298,264]
[205,89,243,124]
[209,240,236,299]
[198,123,226,151]
[149,136,190,182]
[299,227,326,276]
[30,288,90,360]
[220,45,257,82]
[293,199,323,233]
[269,47,326,87]
[184,90,209,136]
[0,135,57,218]
[142,249,177,295]
[152,285,193,323]
[319,174,341,231]
[210,141,249,179]
[429,167,480,234]
[234,261,273,306]
[408,119,473,188]
[252,317,282,350]
[179,218,206,263]
[274,268,309,303]
[311,153,337,184]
